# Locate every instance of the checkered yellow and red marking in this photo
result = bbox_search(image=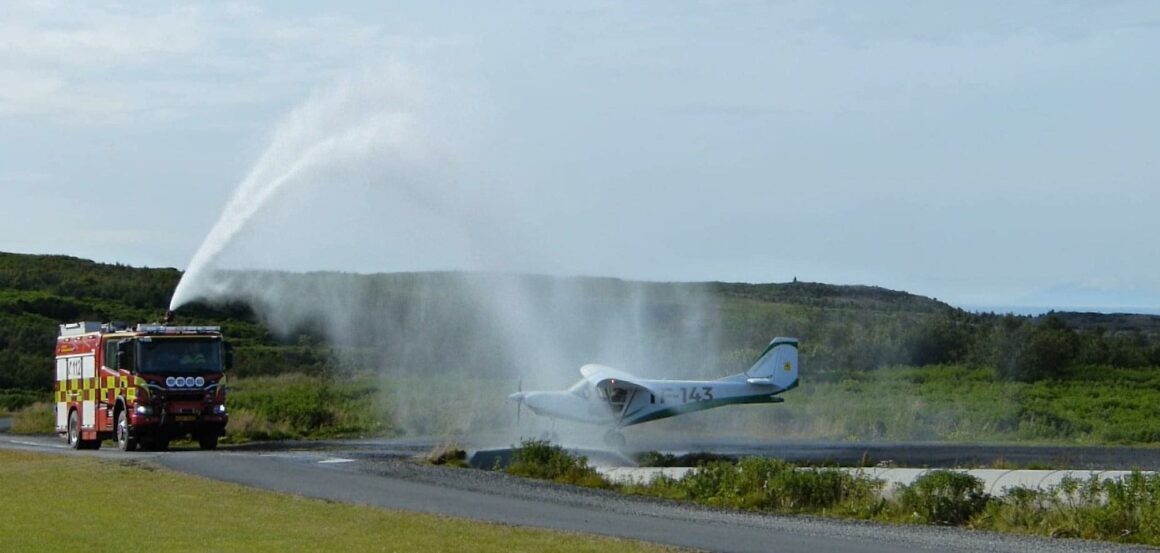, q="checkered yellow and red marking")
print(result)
[53,374,143,403]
